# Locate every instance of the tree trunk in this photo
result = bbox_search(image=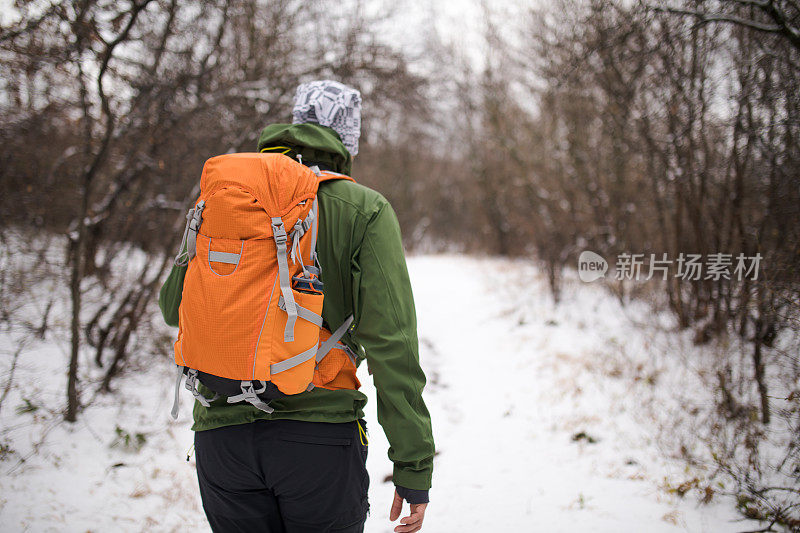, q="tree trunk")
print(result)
[65,221,86,422]
[753,317,770,425]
